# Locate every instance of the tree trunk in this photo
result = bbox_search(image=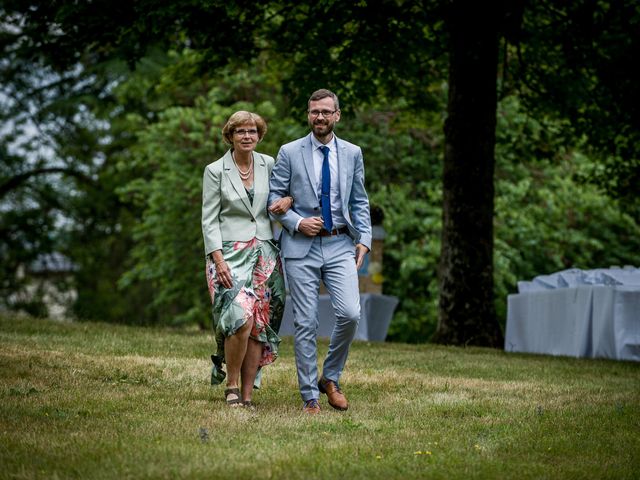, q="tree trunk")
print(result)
[433,2,504,347]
